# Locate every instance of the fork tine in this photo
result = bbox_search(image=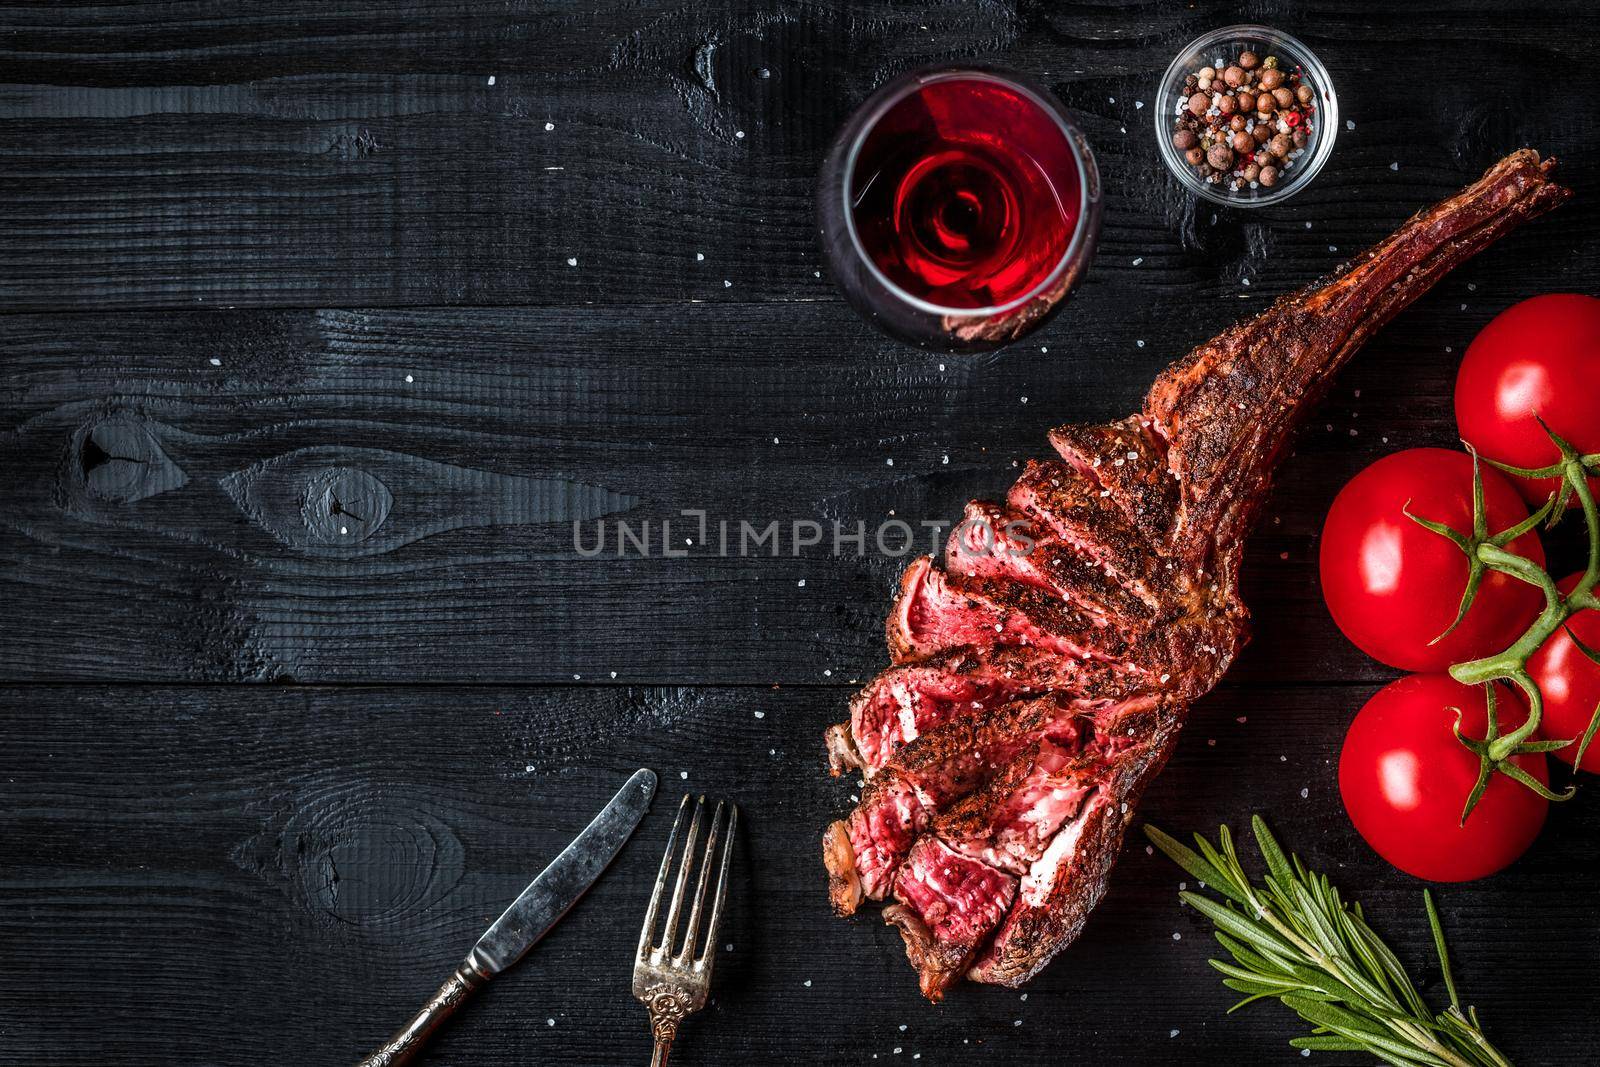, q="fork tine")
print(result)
[637,793,691,962]
[675,799,725,964]
[697,803,737,968]
[656,794,704,957]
